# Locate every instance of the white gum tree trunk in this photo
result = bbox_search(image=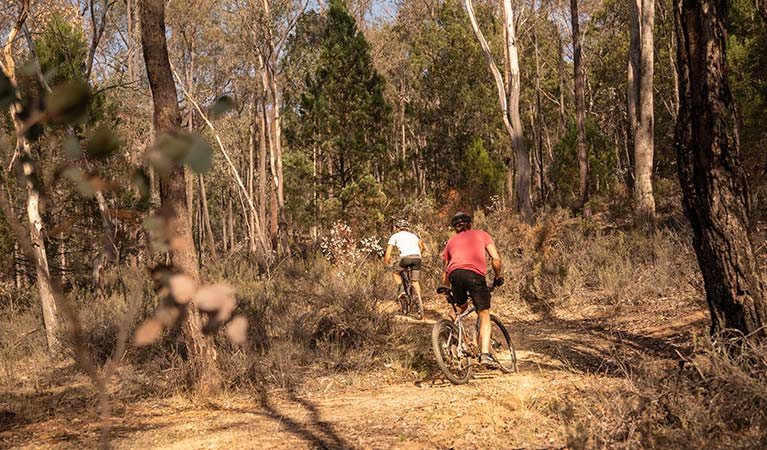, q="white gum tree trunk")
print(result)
[464,0,533,224]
